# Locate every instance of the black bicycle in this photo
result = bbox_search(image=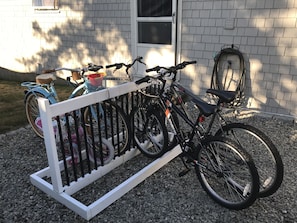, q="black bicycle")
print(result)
[132,61,260,210]
[163,82,283,198]
[135,61,283,199]
[204,89,283,198]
